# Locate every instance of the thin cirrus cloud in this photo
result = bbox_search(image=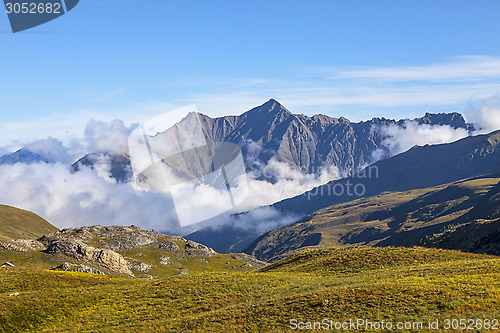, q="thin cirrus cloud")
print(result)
[185,83,500,119]
[337,56,500,81]
[184,56,500,119]
[88,89,126,102]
